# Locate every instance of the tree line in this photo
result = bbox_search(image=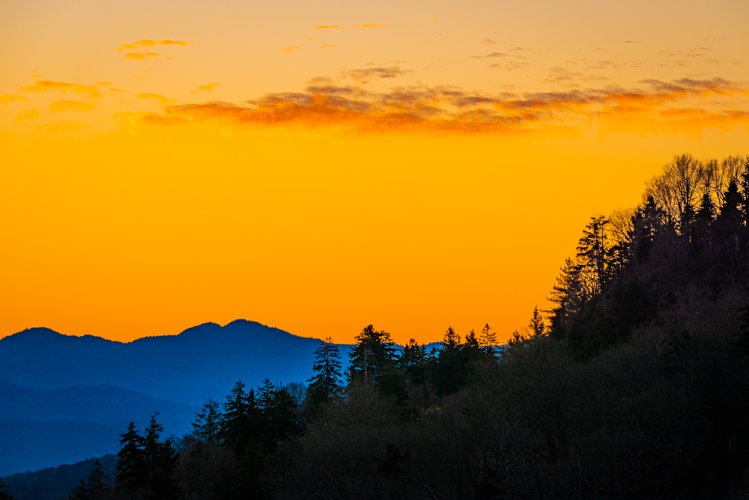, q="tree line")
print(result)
[50,153,749,499]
